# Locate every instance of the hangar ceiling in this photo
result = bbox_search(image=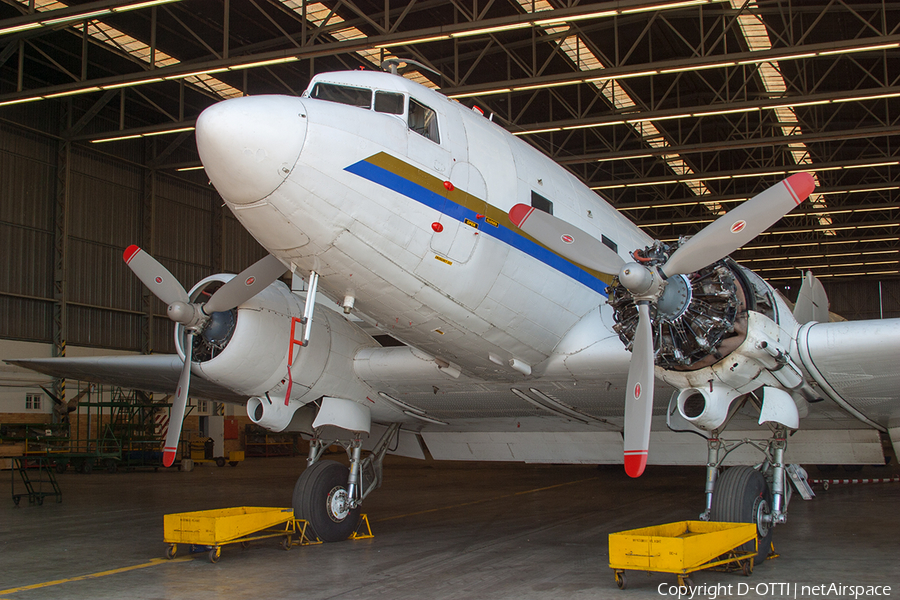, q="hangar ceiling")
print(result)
[0,0,898,284]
